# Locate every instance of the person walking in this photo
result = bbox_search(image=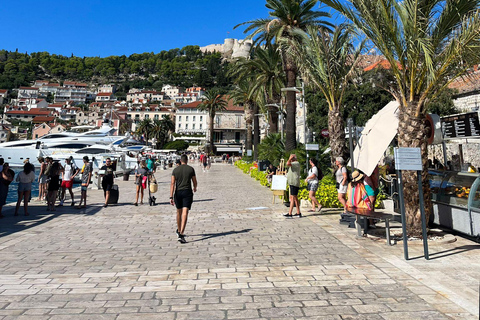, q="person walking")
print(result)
[14,163,35,216]
[37,156,48,202]
[285,154,301,218]
[146,155,156,173]
[201,153,207,172]
[335,157,348,213]
[99,158,115,208]
[59,157,79,207]
[0,163,14,218]
[134,160,149,206]
[47,160,63,211]
[170,154,197,243]
[77,156,92,209]
[305,158,322,212]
